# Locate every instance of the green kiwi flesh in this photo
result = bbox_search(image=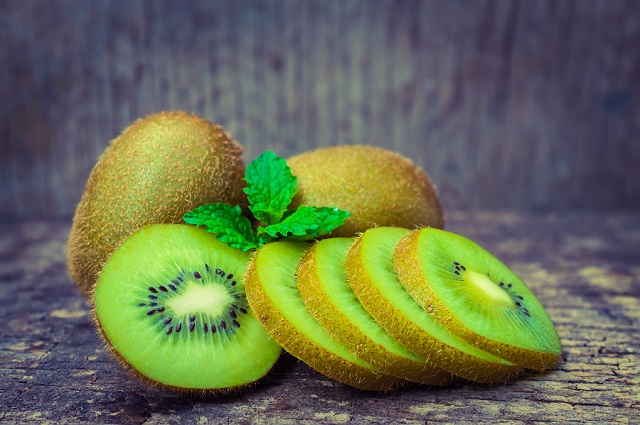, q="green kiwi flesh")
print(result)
[244,240,404,391]
[393,228,562,371]
[93,224,282,392]
[346,227,521,384]
[297,237,456,386]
